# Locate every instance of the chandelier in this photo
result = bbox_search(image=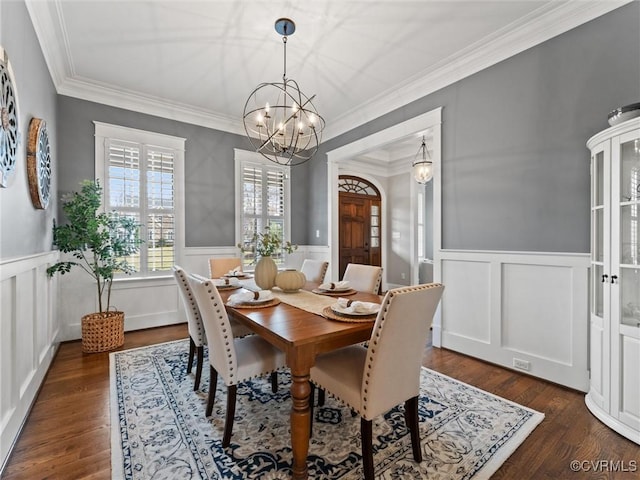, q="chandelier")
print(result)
[412,135,433,184]
[243,18,325,167]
